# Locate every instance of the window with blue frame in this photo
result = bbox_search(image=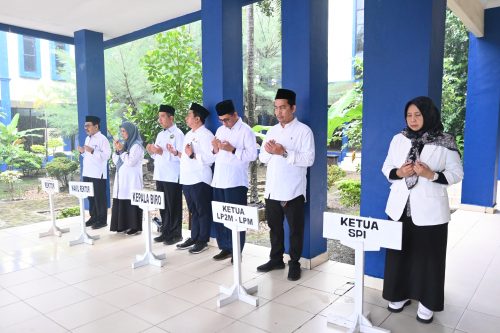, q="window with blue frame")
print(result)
[50,41,69,81]
[18,35,41,79]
